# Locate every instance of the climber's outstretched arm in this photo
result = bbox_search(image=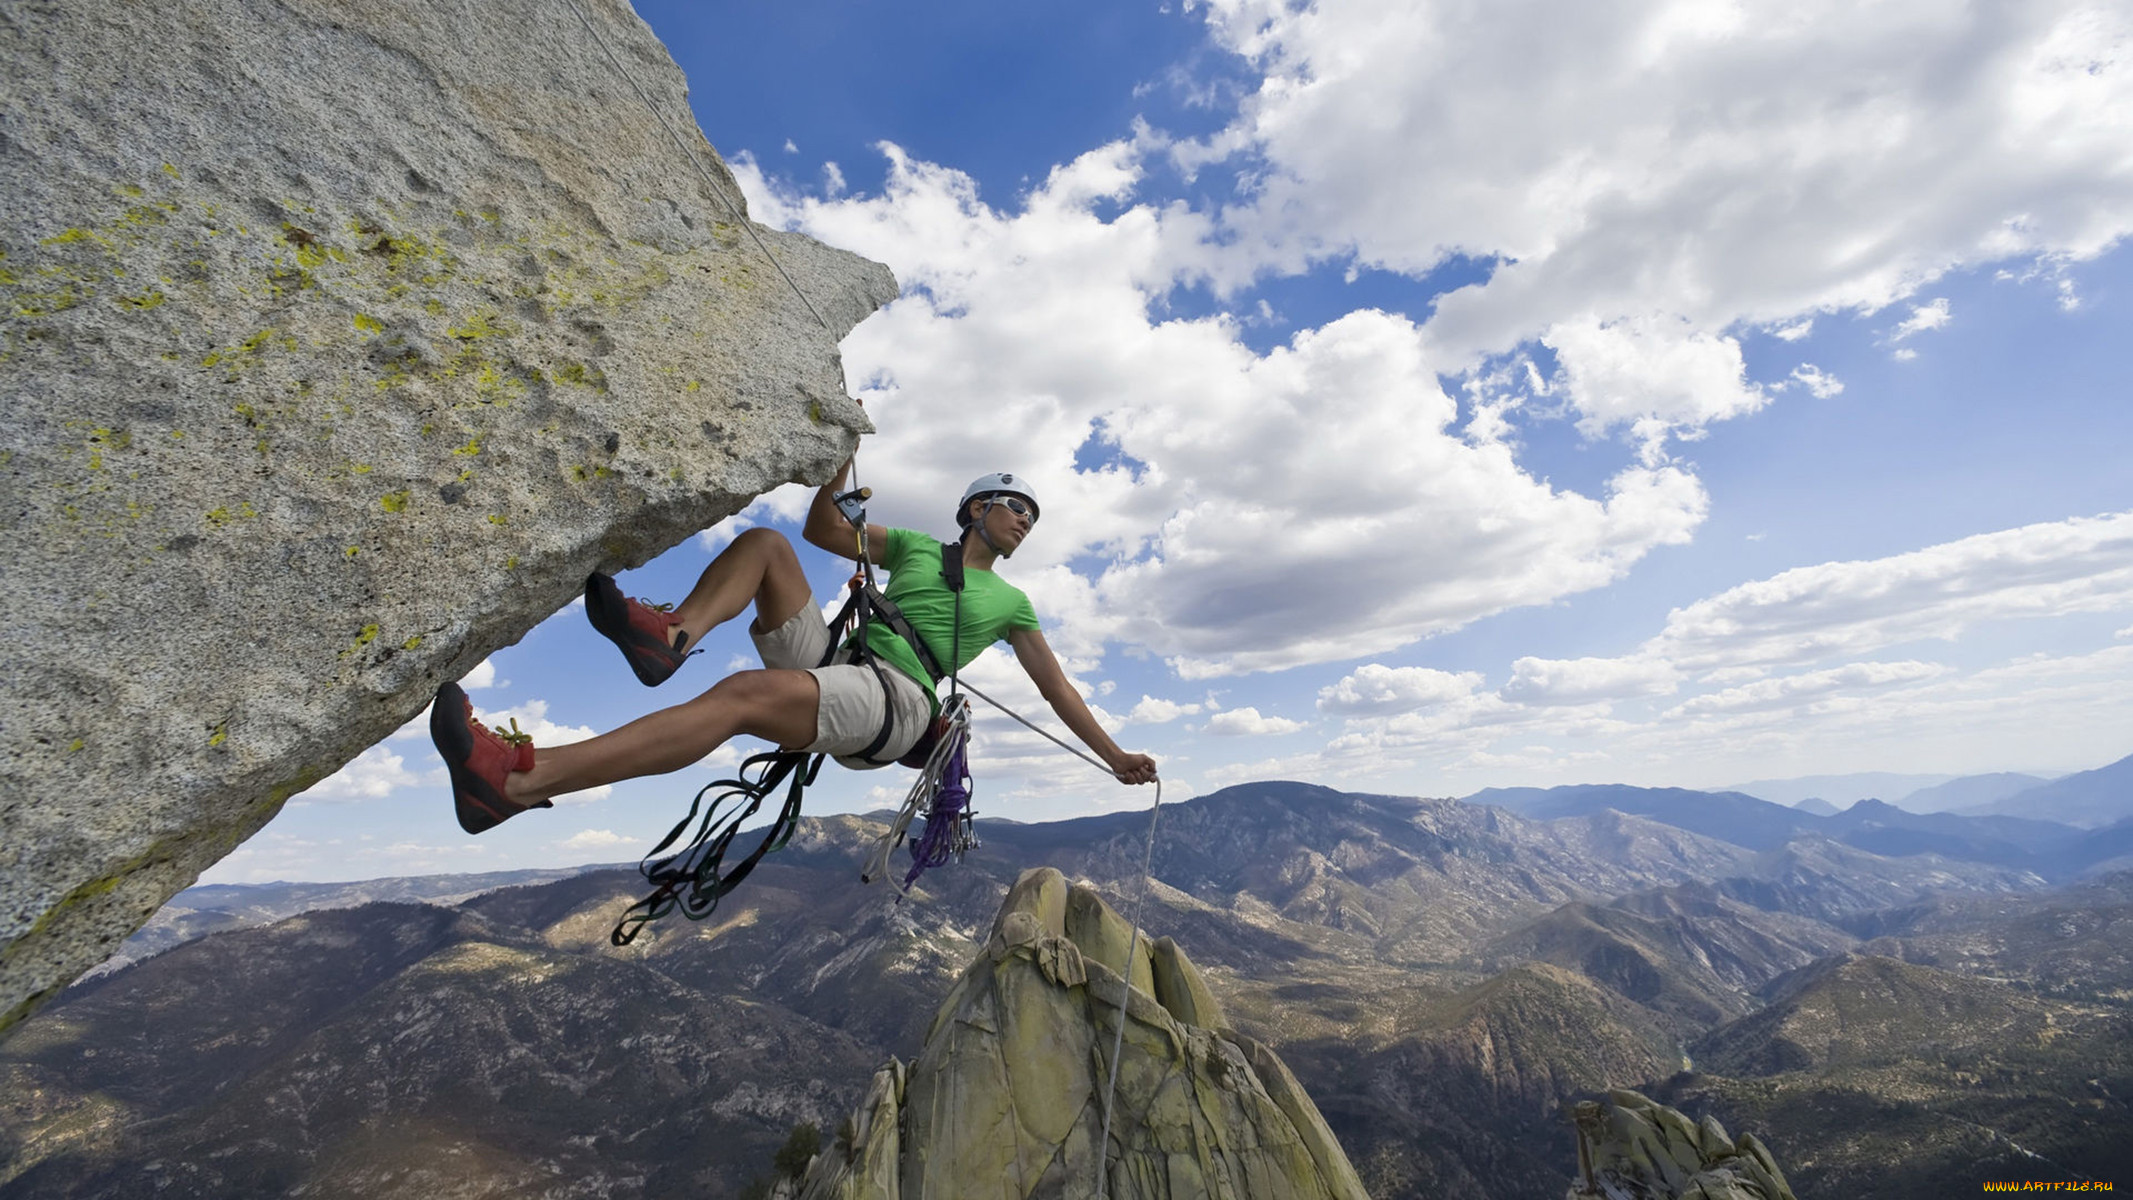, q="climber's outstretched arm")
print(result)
[1007,628,1158,786]
[801,456,888,566]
